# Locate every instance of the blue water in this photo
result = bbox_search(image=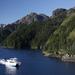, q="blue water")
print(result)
[0,48,75,75]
